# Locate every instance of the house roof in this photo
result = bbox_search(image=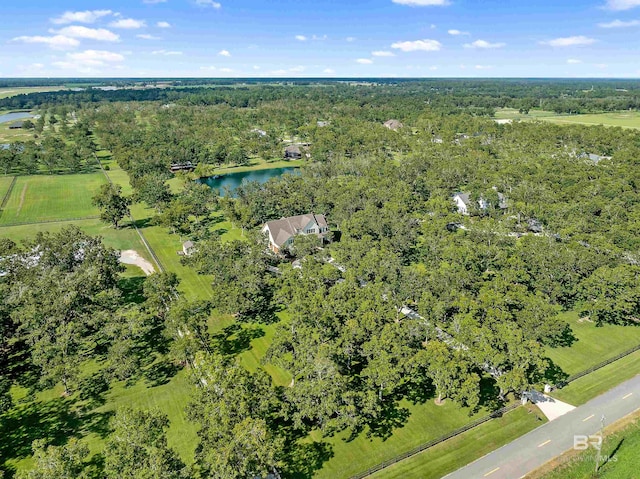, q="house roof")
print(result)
[384,119,403,130]
[183,241,194,249]
[264,213,327,248]
[453,192,472,207]
[285,145,301,154]
[9,121,24,129]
